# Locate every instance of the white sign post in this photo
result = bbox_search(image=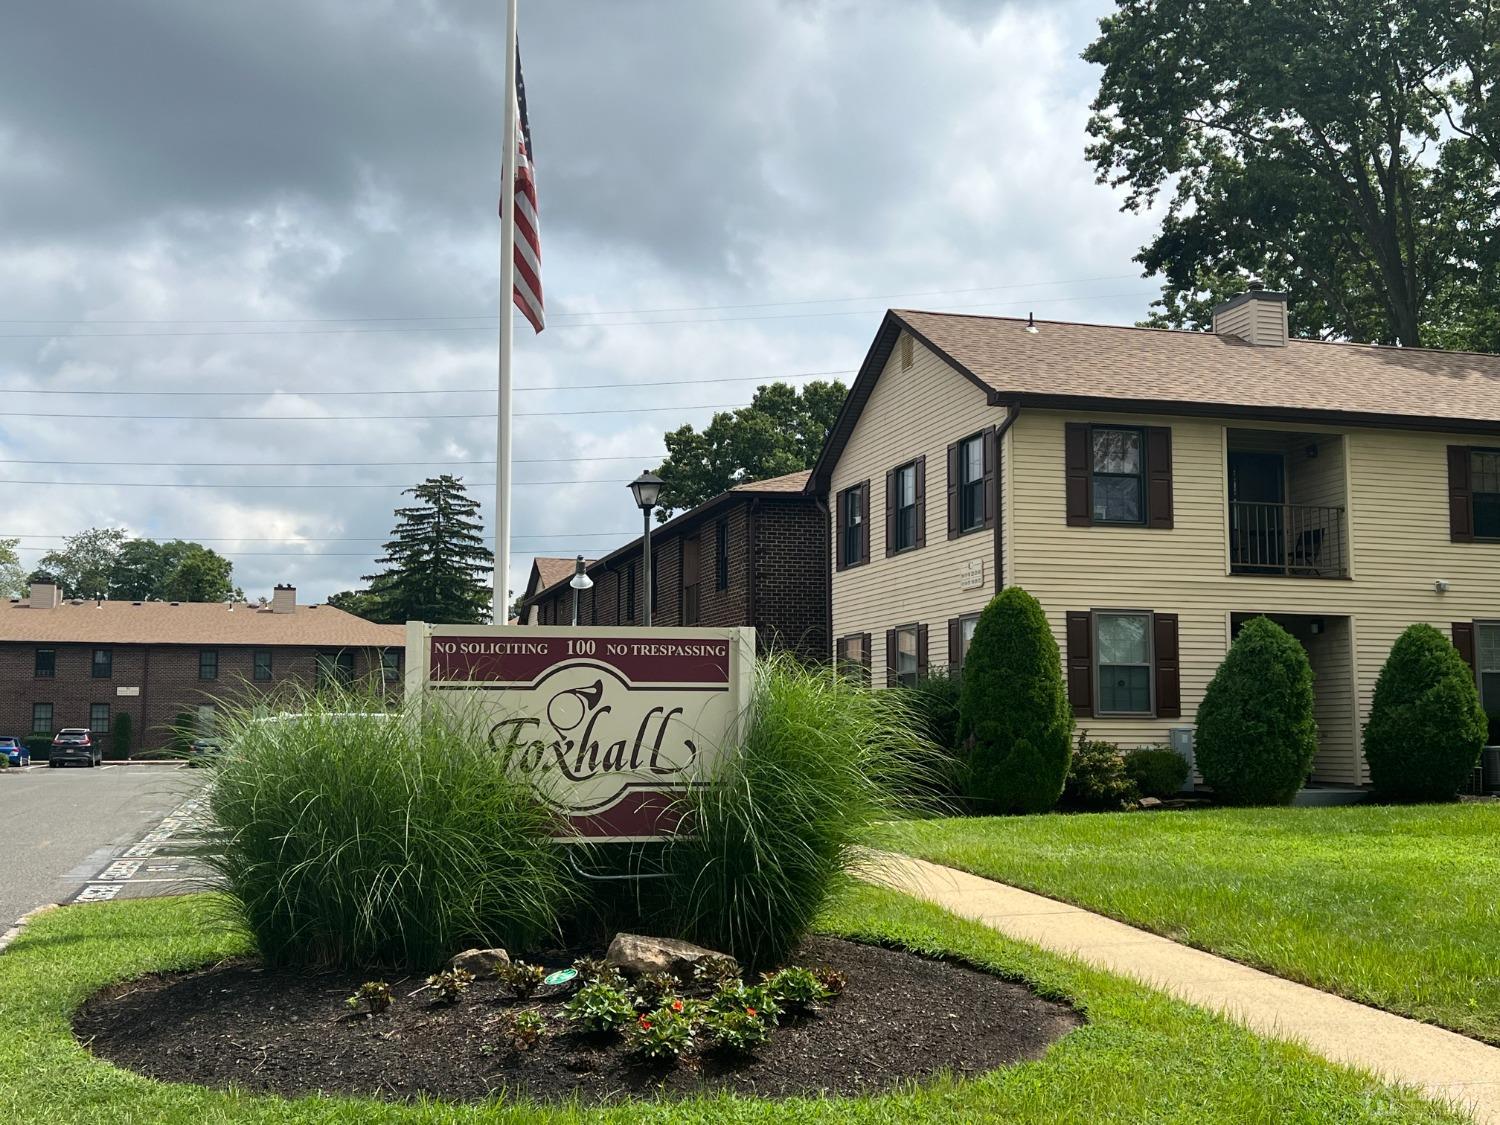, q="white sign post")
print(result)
[407,623,756,842]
